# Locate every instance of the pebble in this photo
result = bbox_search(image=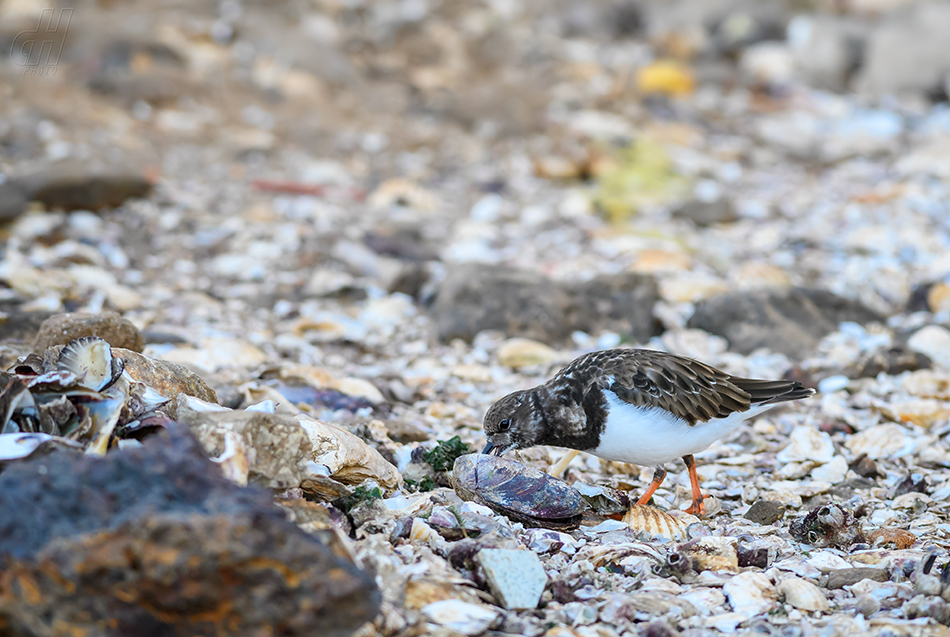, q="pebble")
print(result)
[825,568,888,590]
[744,500,786,525]
[476,549,548,610]
[497,338,557,369]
